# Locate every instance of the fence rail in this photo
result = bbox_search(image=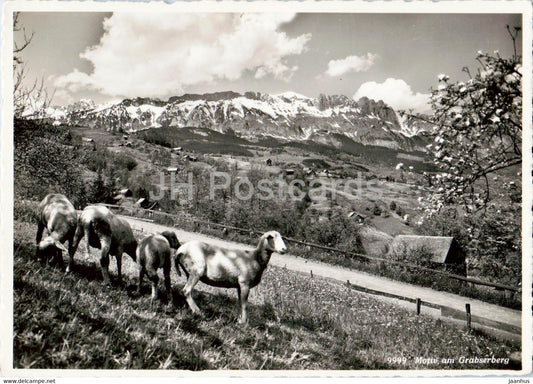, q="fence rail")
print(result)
[98,203,521,293]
